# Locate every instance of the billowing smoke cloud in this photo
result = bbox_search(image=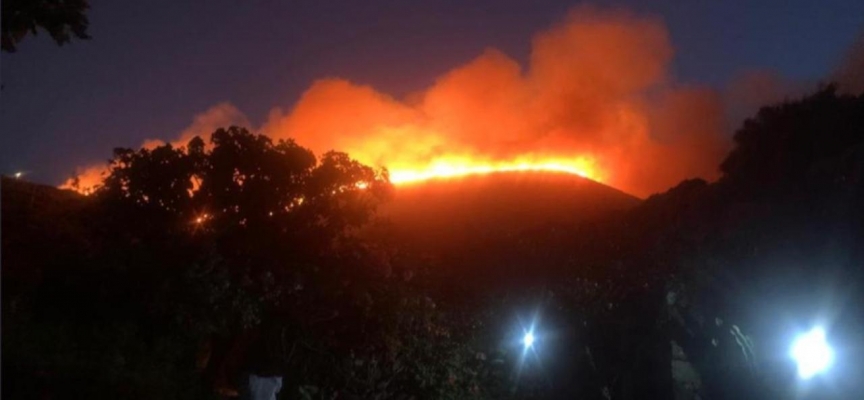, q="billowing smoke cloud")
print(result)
[142,102,250,149]
[67,6,731,197]
[261,6,728,196]
[61,102,248,193]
